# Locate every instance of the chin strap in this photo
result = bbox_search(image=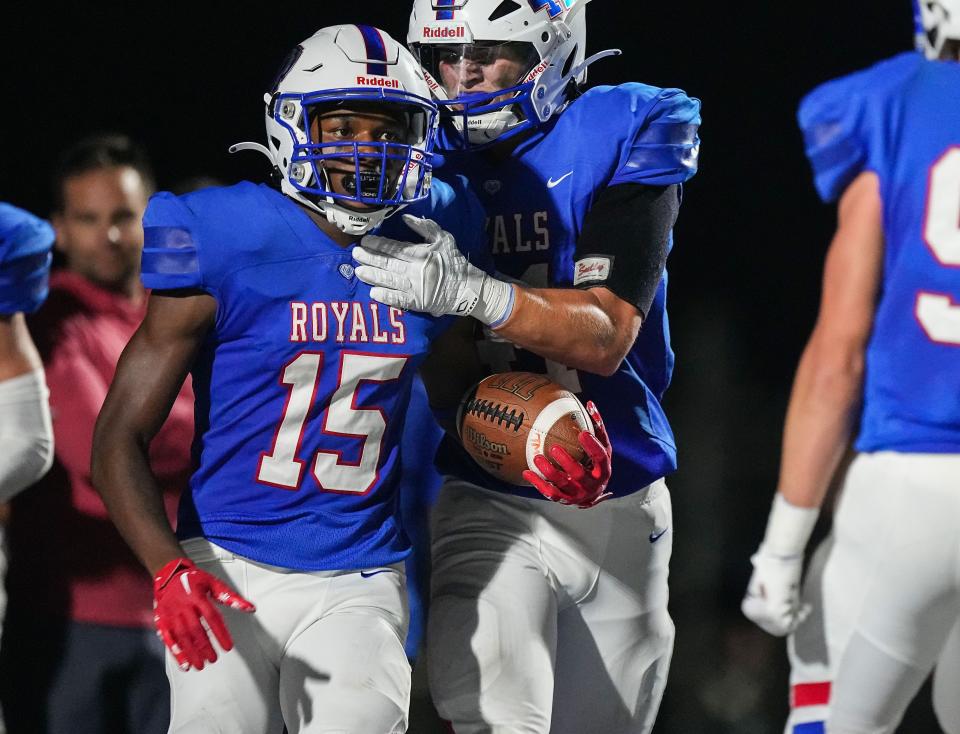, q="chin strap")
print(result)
[459,110,523,145]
